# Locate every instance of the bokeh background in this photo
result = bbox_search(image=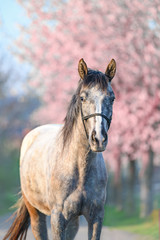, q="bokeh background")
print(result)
[0,0,160,239]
